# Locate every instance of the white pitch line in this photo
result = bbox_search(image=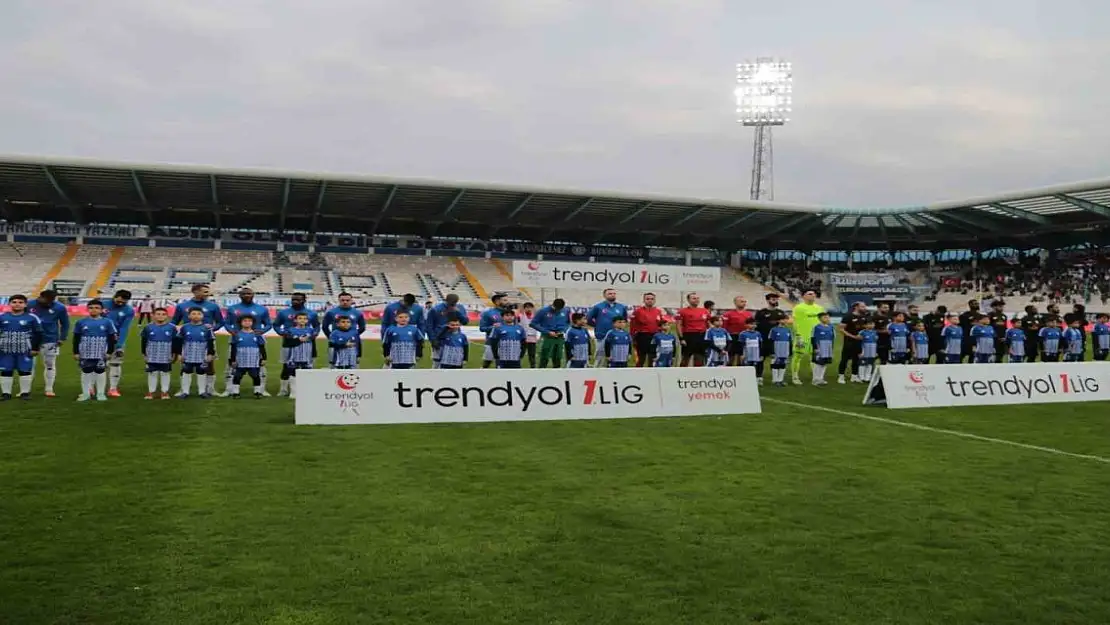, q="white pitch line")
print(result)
[762,397,1110,465]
